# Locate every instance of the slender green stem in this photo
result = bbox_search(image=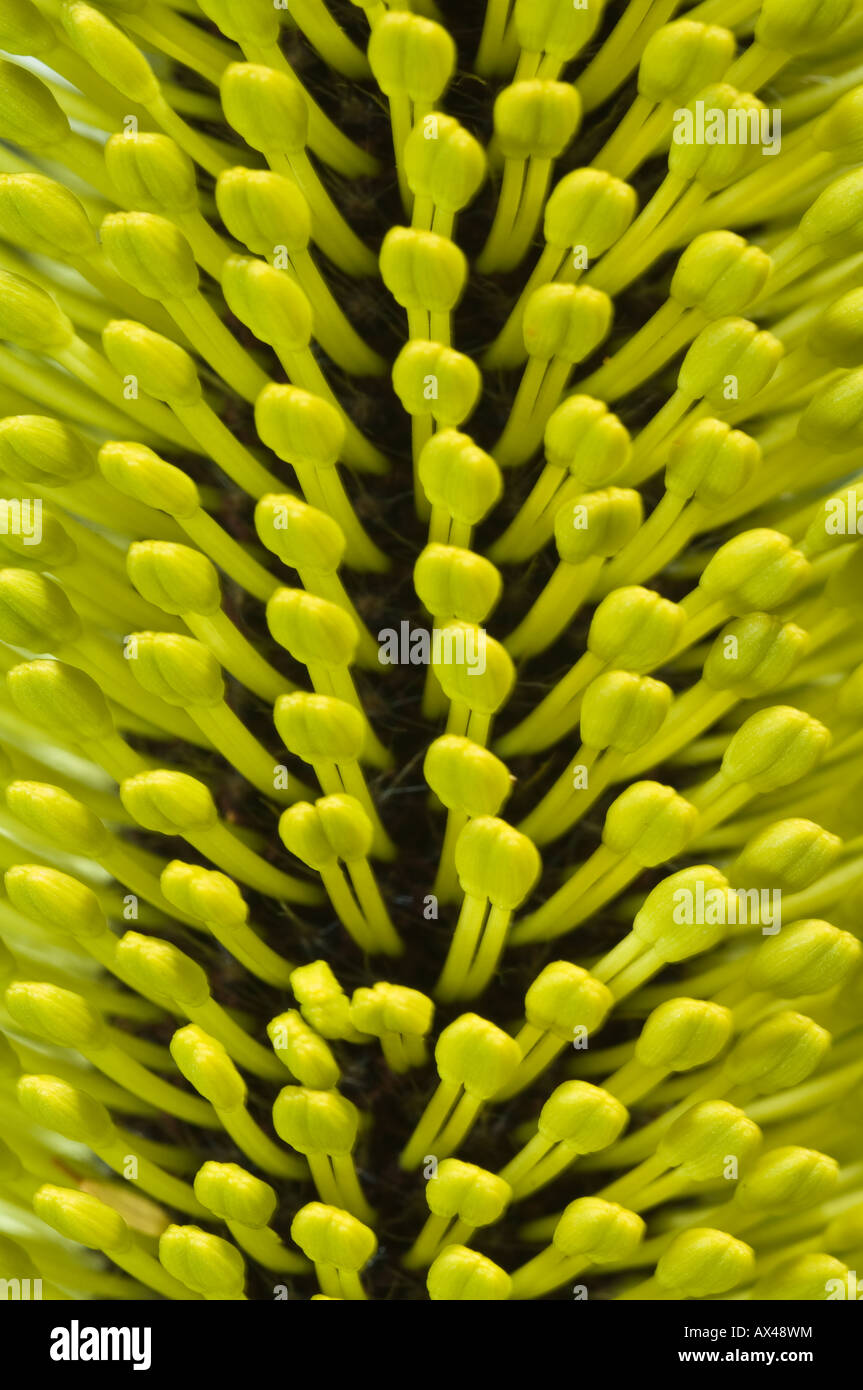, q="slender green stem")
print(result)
[186,610,291,701]
[218,1104,306,1178]
[186,821,321,902]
